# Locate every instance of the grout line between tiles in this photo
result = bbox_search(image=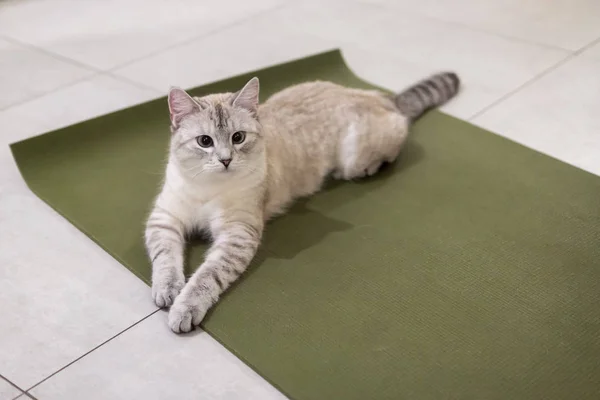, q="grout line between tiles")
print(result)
[0,34,164,99]
[18,391,36,400]
[106,2,290,73]
[2,0,286,75]
[1,373,27,398]
[104,71,164,95]
[577,34,600,54]
[0,69,165,114]
[468,36,600,120]
[24,310,160,394]
[0,3,289,101]
[0,73,95,112]
[466,55,575,120]
[1,34,103,73]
